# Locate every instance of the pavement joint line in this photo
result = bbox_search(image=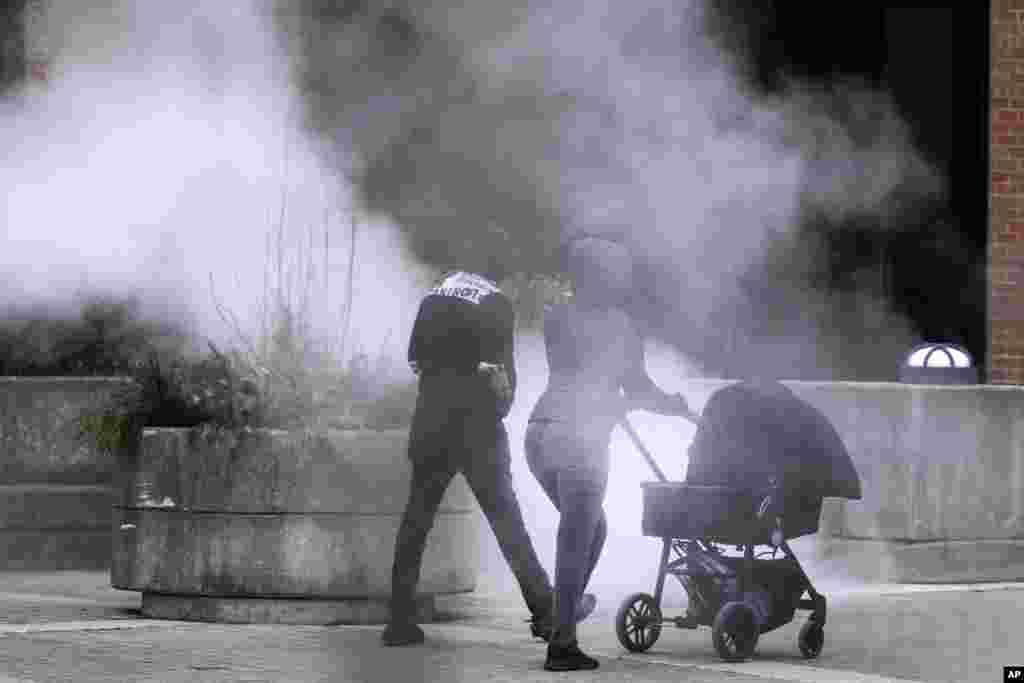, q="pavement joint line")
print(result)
[0,619,194,635]
[0,591,129,605]
[864,581,1024,593]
